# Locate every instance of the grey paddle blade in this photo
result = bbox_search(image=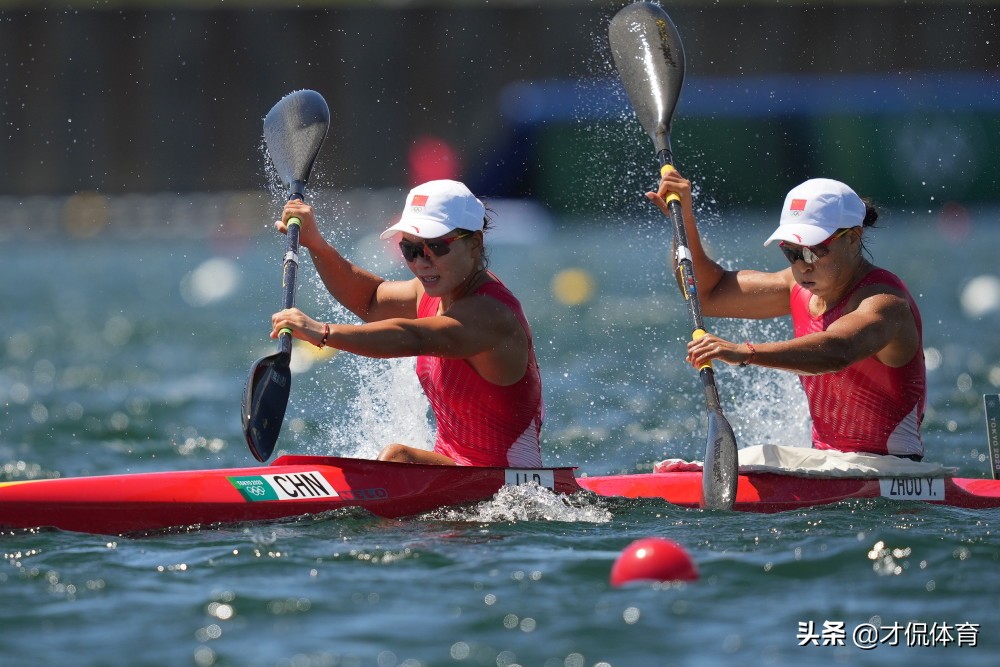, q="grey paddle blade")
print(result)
[703,408,739,509]
[263,89,331,198]
[608,2,686,158]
